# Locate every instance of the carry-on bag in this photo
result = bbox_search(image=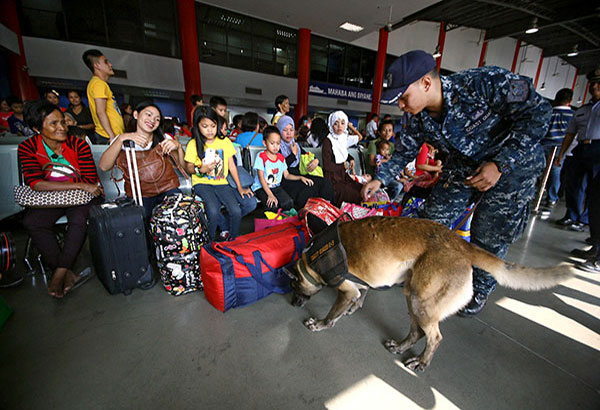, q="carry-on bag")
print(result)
[88,141,155,295]
[200,221,308,312]
[150,194,210,295]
